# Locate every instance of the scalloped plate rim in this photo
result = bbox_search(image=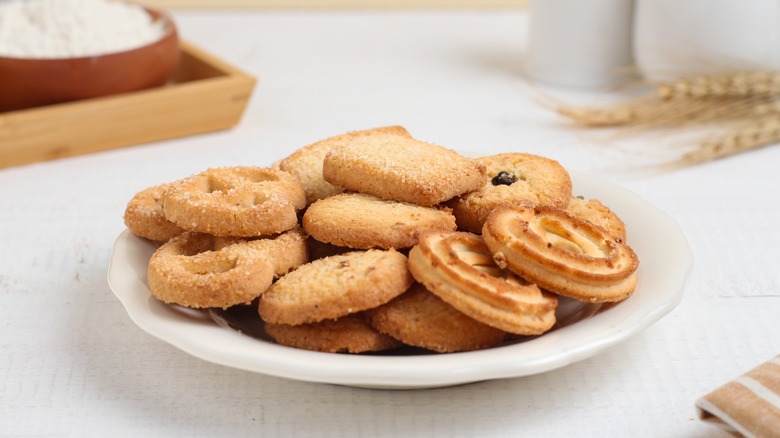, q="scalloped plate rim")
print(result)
[107,170,693,389]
